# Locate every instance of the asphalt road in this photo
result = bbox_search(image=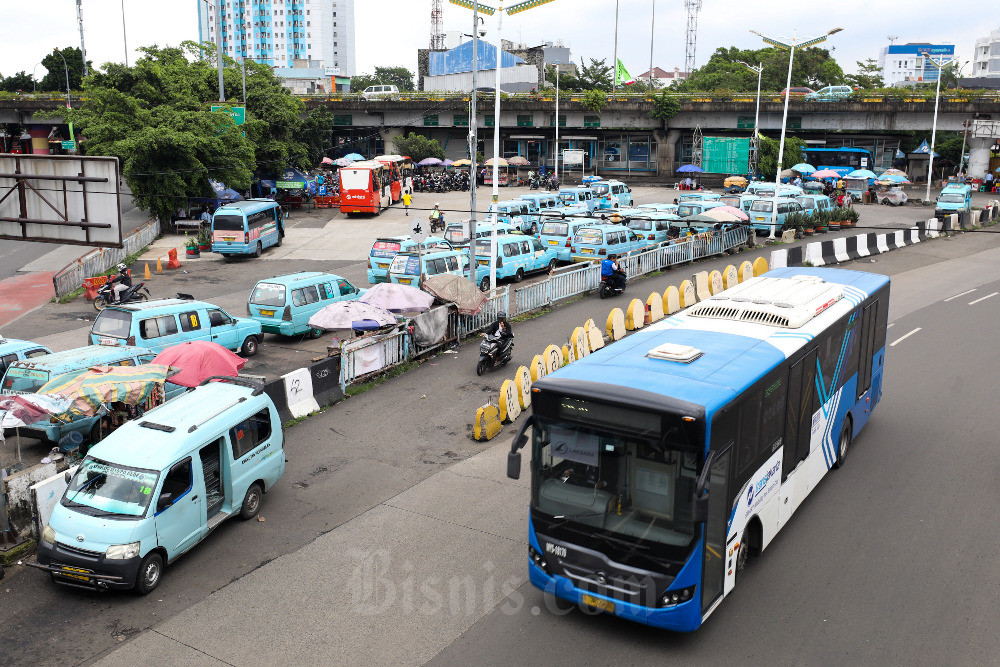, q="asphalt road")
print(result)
[1,218,999,664]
